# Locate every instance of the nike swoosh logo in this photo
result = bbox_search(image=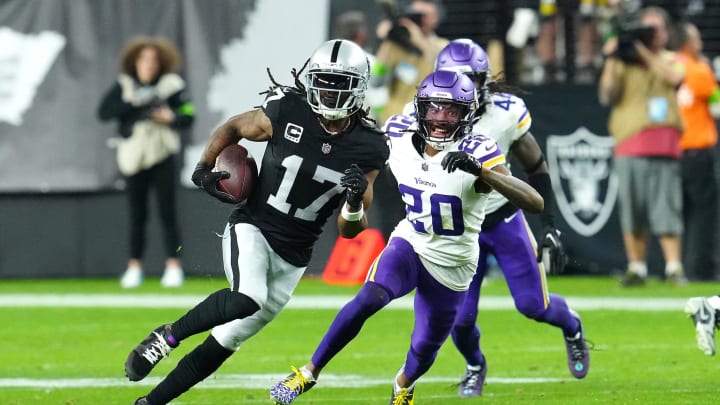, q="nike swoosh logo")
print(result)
[699,304,712,323]
[504,212,518,223]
